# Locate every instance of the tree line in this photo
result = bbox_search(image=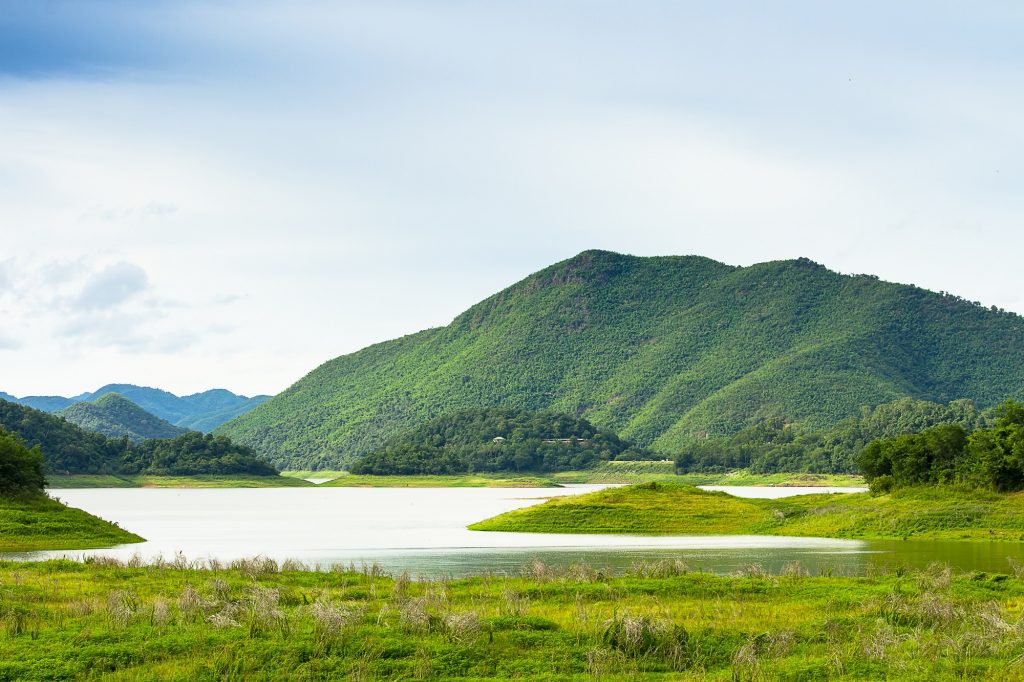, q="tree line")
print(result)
[674,398,991,474]
[351,407,650,475]
[859,400,1024,492]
